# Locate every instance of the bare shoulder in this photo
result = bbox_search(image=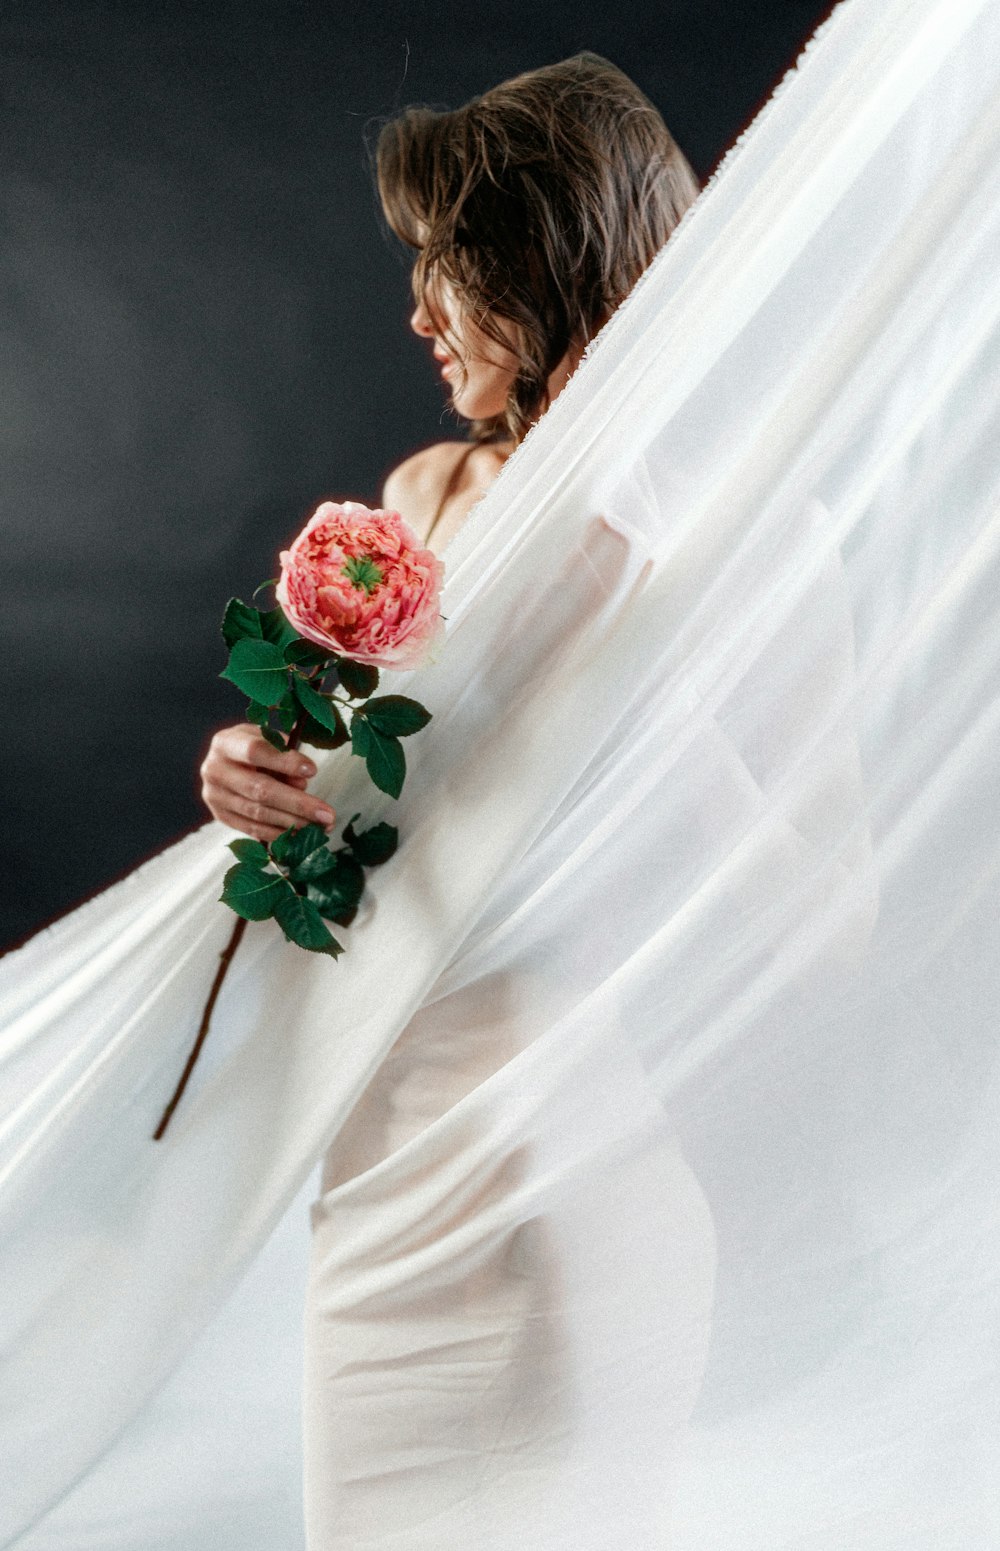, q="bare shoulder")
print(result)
[380,440,510,542]
[380,441,466,506]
